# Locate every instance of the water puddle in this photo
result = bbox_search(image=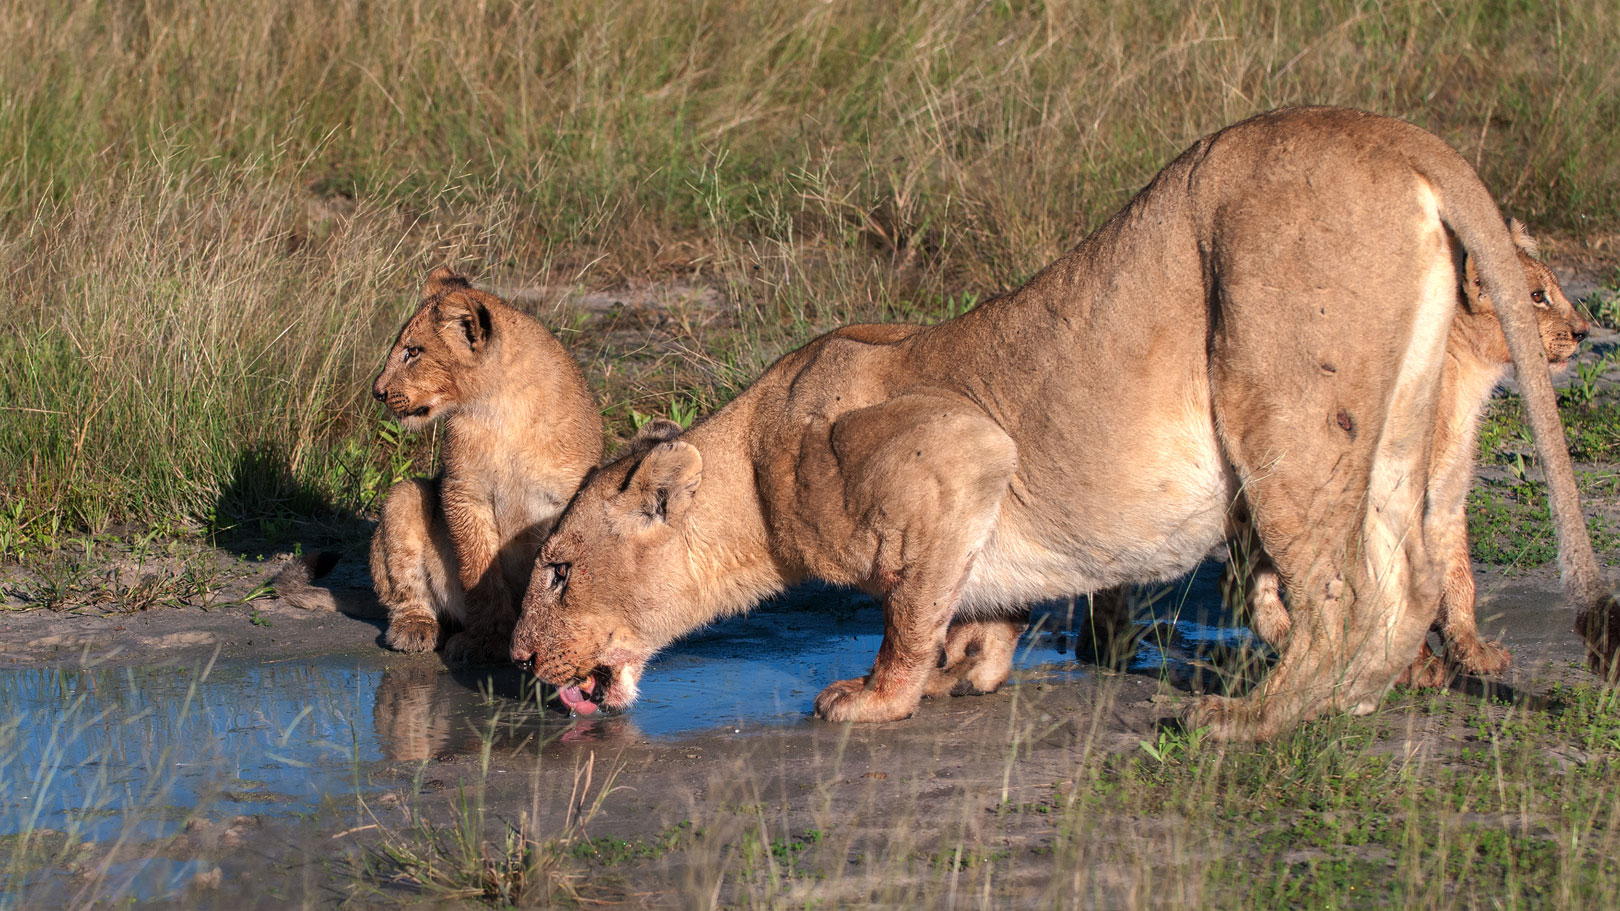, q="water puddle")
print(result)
[0,566,1255,903]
